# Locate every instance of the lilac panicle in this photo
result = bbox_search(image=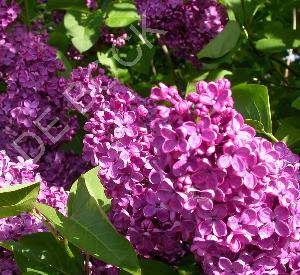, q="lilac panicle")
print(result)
[0,16,89,187]
[80,64,299,273]
[135,0,228,65]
